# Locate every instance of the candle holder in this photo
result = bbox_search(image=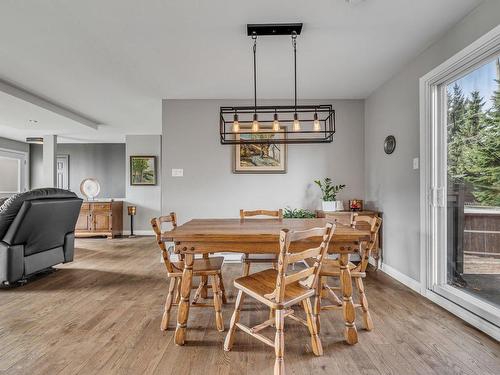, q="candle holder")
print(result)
[127,205,137,238]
